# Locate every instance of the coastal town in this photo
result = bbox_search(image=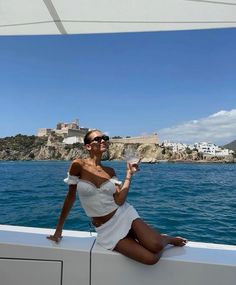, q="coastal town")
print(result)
[0,119,235,162]
[37,120,235,159]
